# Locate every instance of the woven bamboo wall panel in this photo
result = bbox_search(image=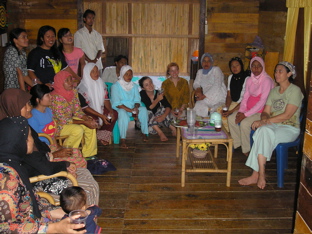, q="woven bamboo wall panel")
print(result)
[192,3,200,36]
[132,3,189,35]
[132,37,188,74]
[105,3,129,34]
